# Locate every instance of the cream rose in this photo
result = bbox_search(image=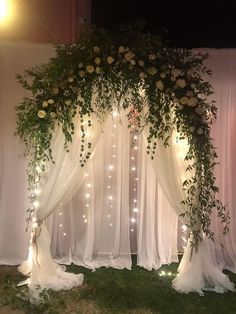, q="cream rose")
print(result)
[187,97,198,107]
[171,68,181,78]
[79,70,85,77]
[148,67,157,75]
[48,99,54,104]
[156,80,164,91]
[50,112,56,118]
[118,46,125,53]
[138,60,144,67]
[197,128,204,135]
[95,66,102,74]
[176,79,187,88]
[78,62,83,68]
[86,65,95,73]
[179,96,188,105]
[107,56,114,64]
[65,99,72,106]
[93,46,100,53]
[149,53,157,61]
[139,72,147,80]
[67,77,74,83]
[124,51,135,61]
[160,72,166,78]
[42,101,48,108]
[95,57,101,65]
[38,110,46,119]
[130,59,136,65]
